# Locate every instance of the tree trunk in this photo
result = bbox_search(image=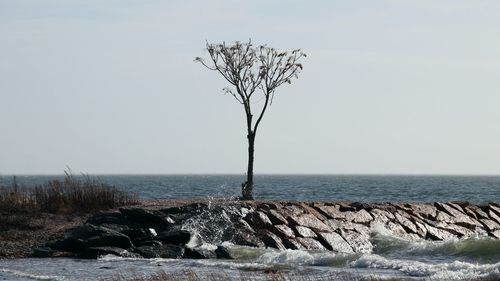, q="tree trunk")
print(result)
[241,133,255,200]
